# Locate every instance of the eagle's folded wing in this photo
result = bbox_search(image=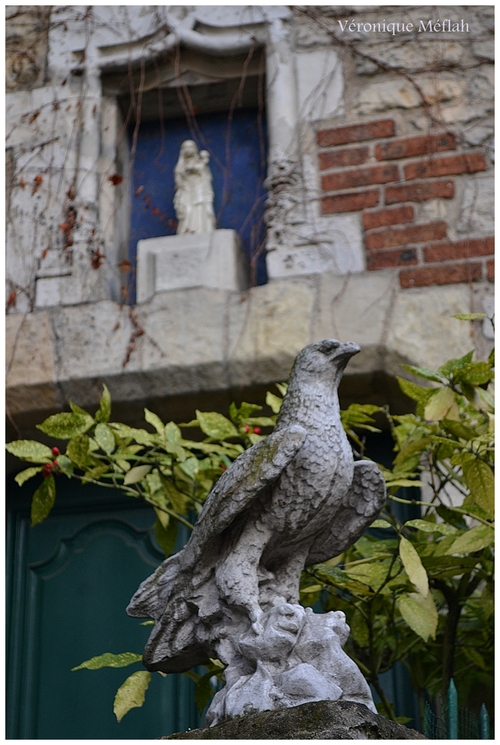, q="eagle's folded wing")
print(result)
[305,460,386,566]
[180,424,307,568]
